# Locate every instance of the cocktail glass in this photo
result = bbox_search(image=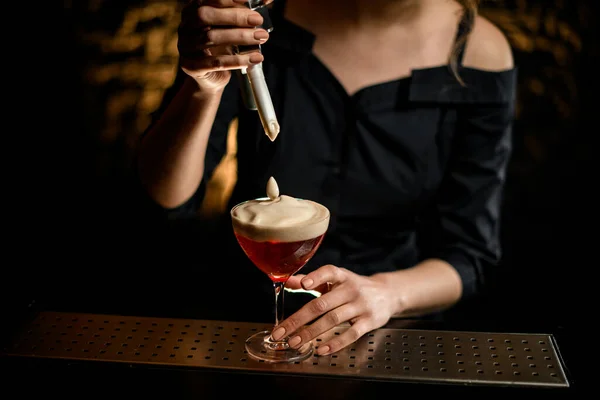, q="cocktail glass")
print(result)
[230,196,330,363]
